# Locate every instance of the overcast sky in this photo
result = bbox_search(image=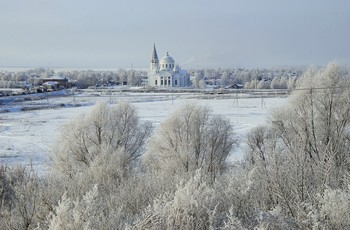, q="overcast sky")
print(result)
[0,0,349,69]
